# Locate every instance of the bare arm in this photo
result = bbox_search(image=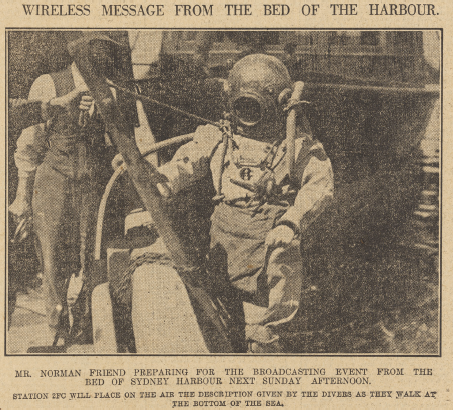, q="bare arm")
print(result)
[9,75,55,222]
